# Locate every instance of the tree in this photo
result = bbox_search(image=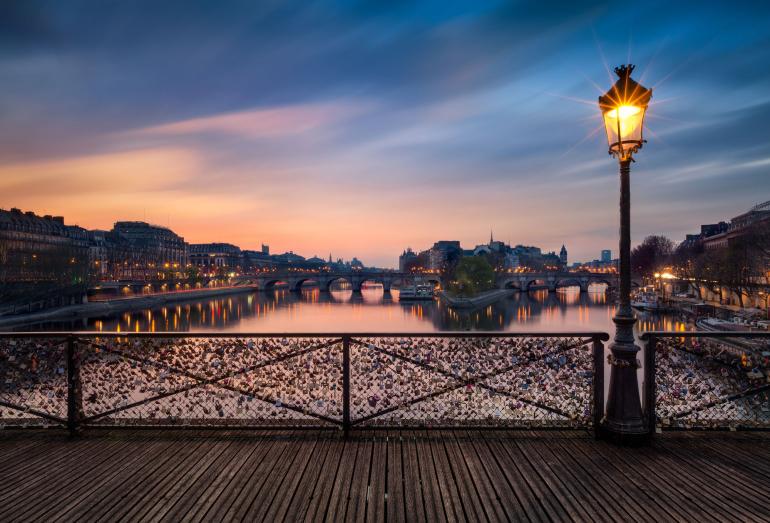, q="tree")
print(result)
[671,241,704,298]
[447,256,495,297]
[631,235,674,278]
[185,265,200,282]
